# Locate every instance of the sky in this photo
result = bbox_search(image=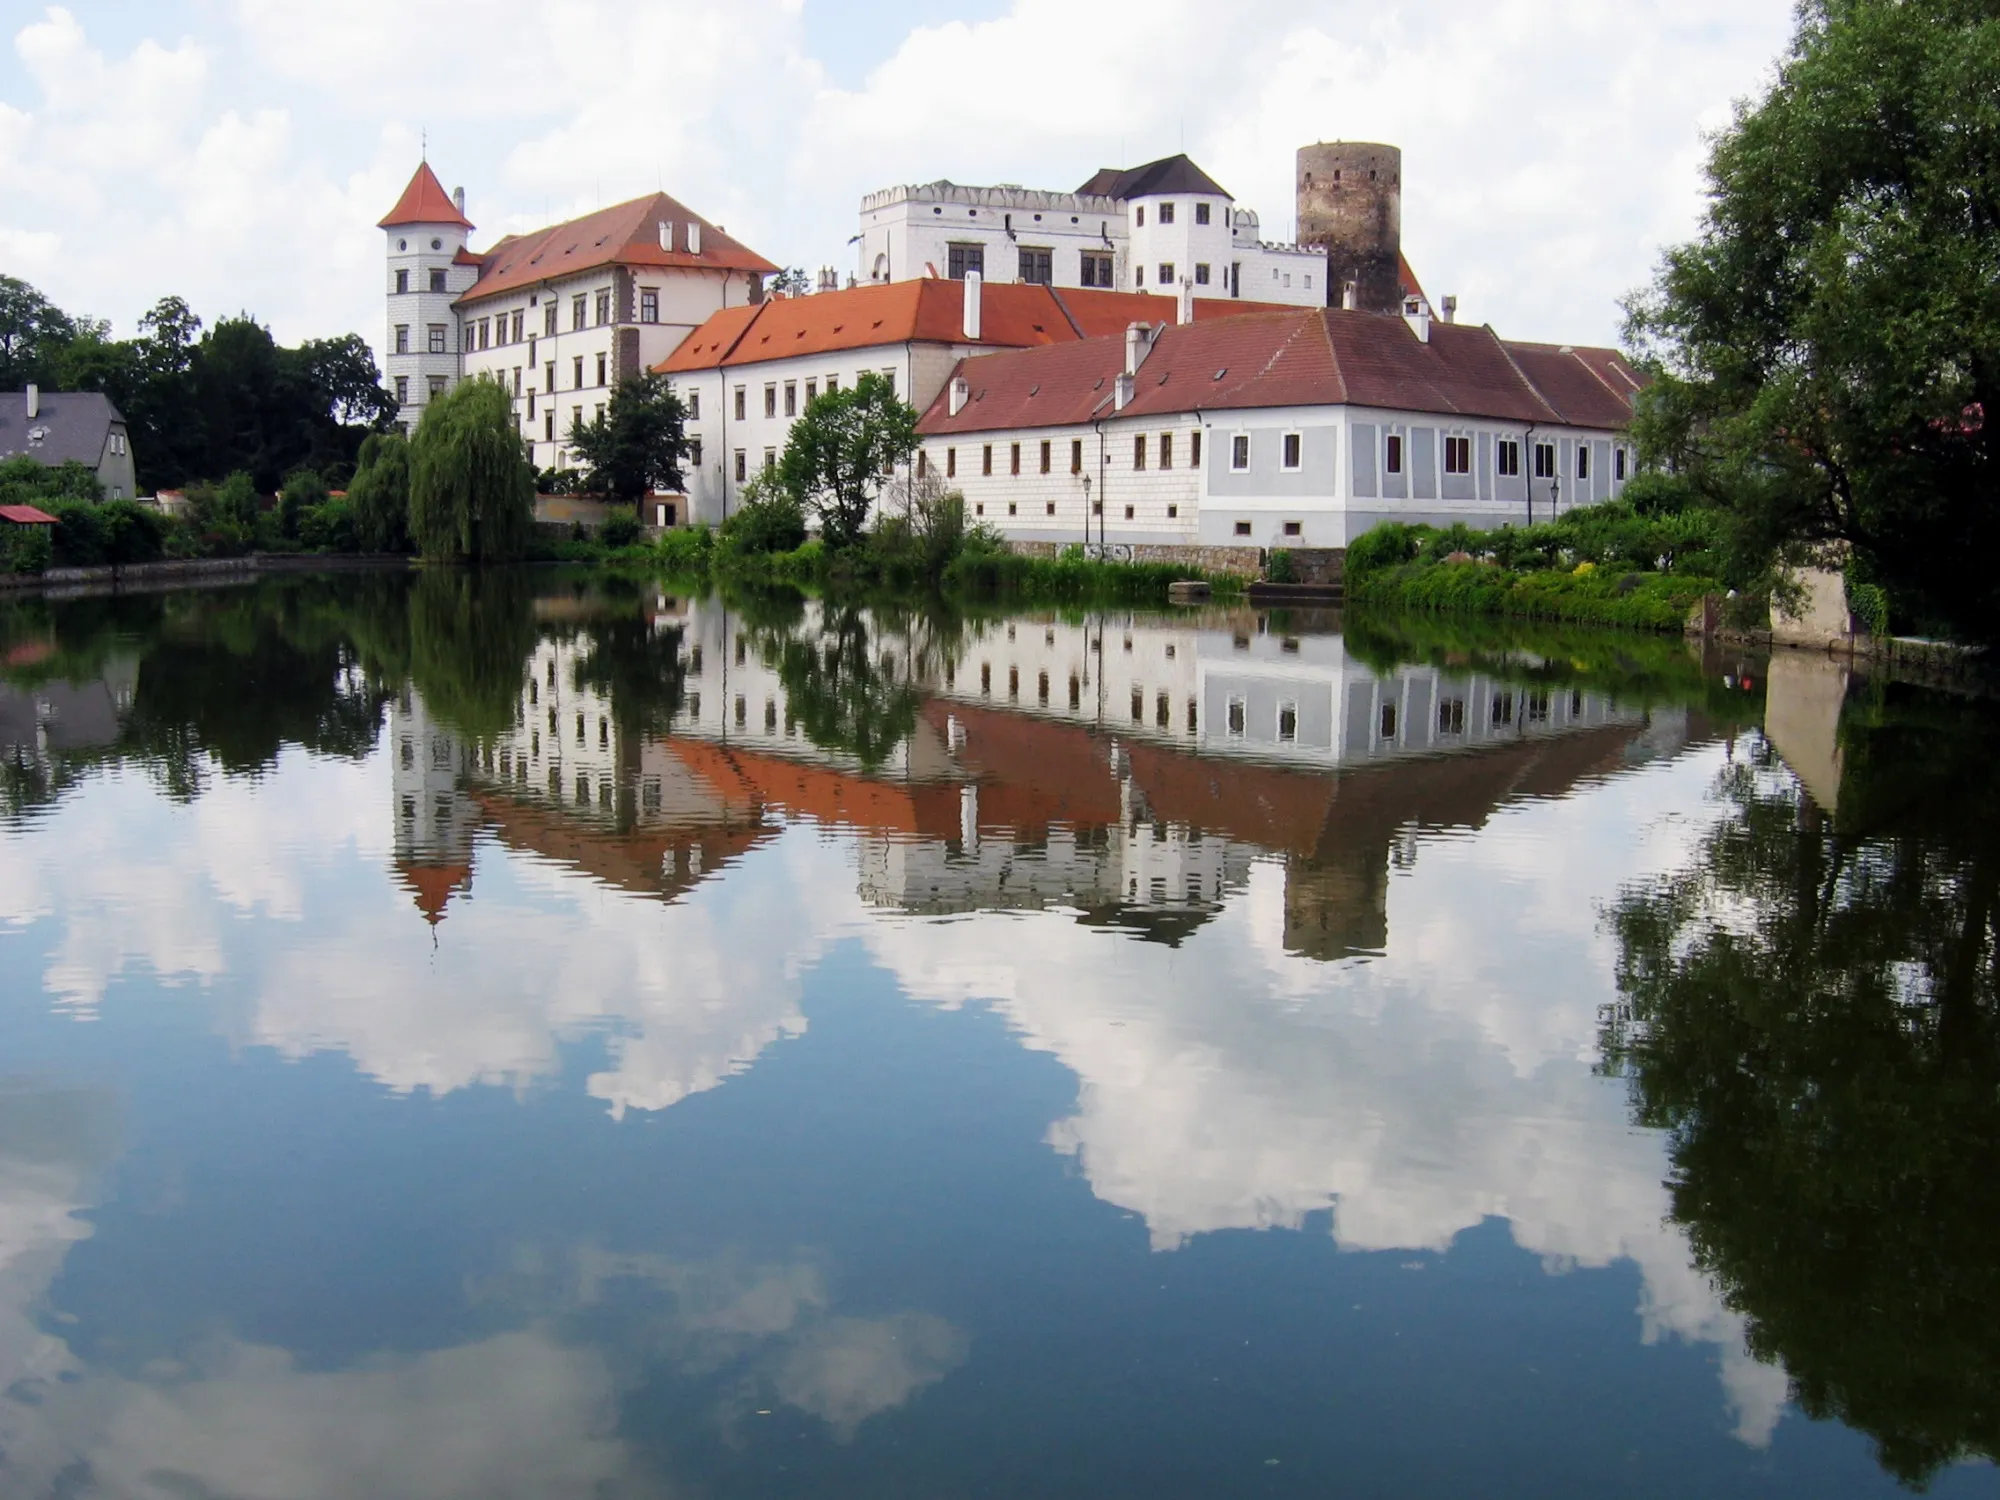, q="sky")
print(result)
[0,0,1796,364]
